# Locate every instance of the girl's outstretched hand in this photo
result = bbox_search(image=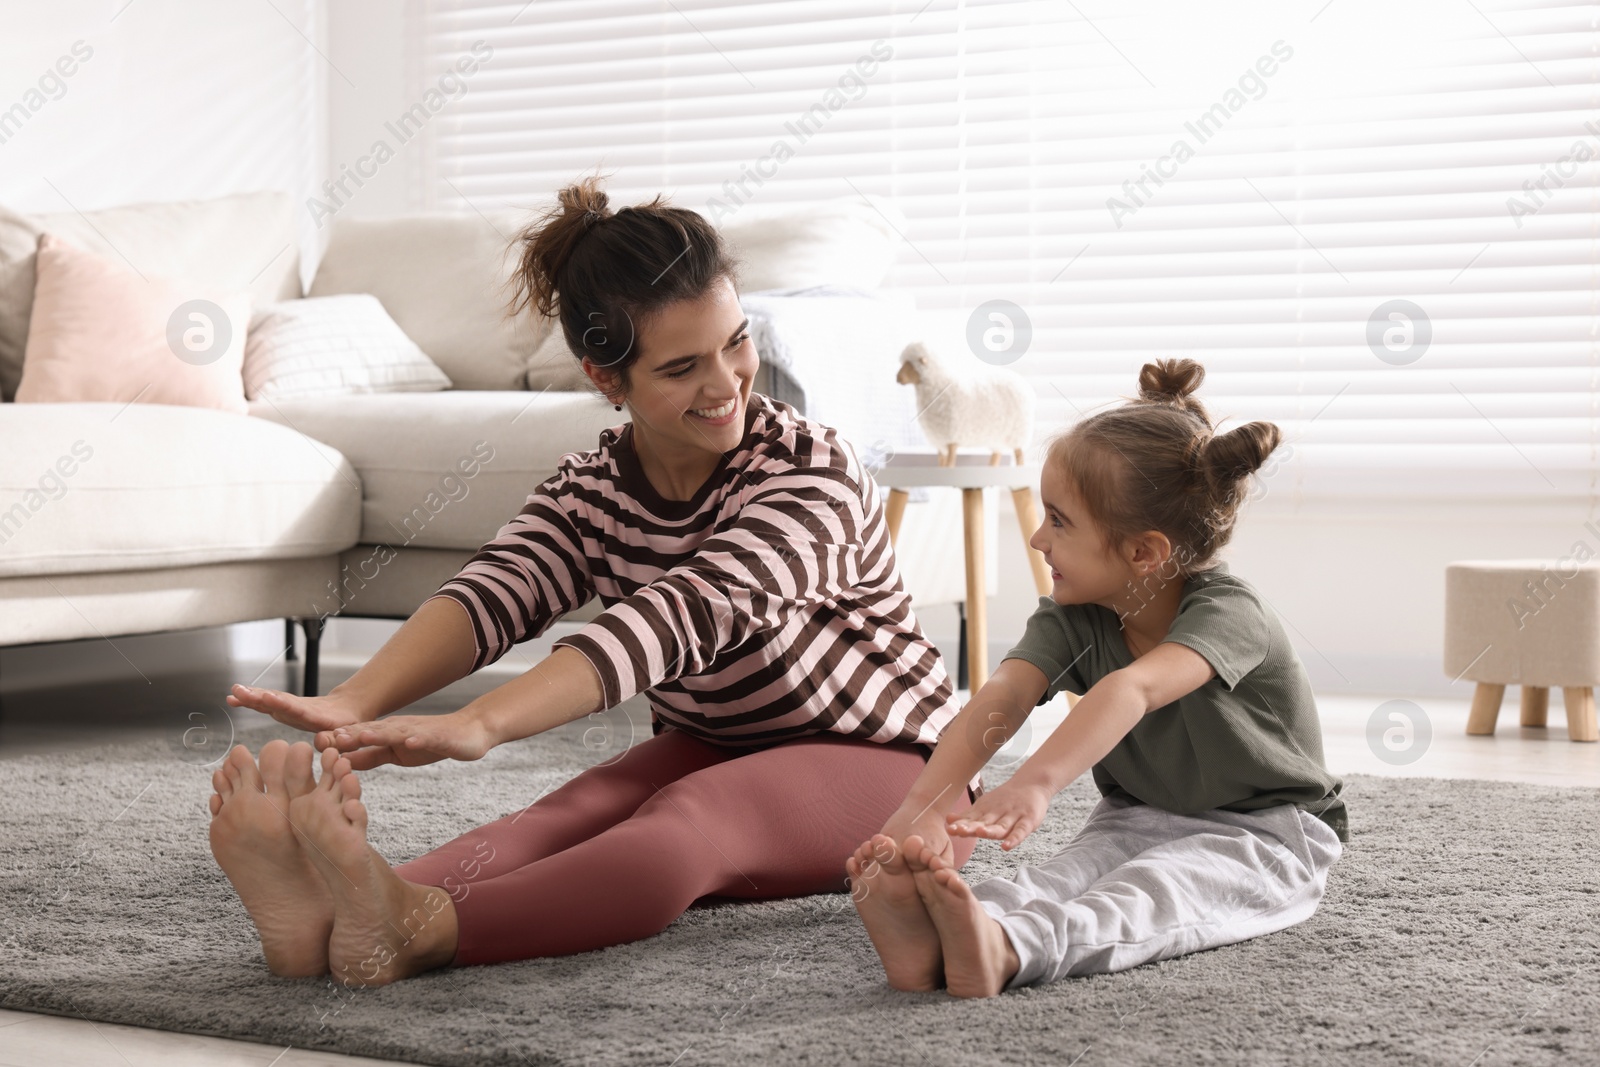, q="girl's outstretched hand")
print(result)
[317,710,494,770]
[945,780,1052,850]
